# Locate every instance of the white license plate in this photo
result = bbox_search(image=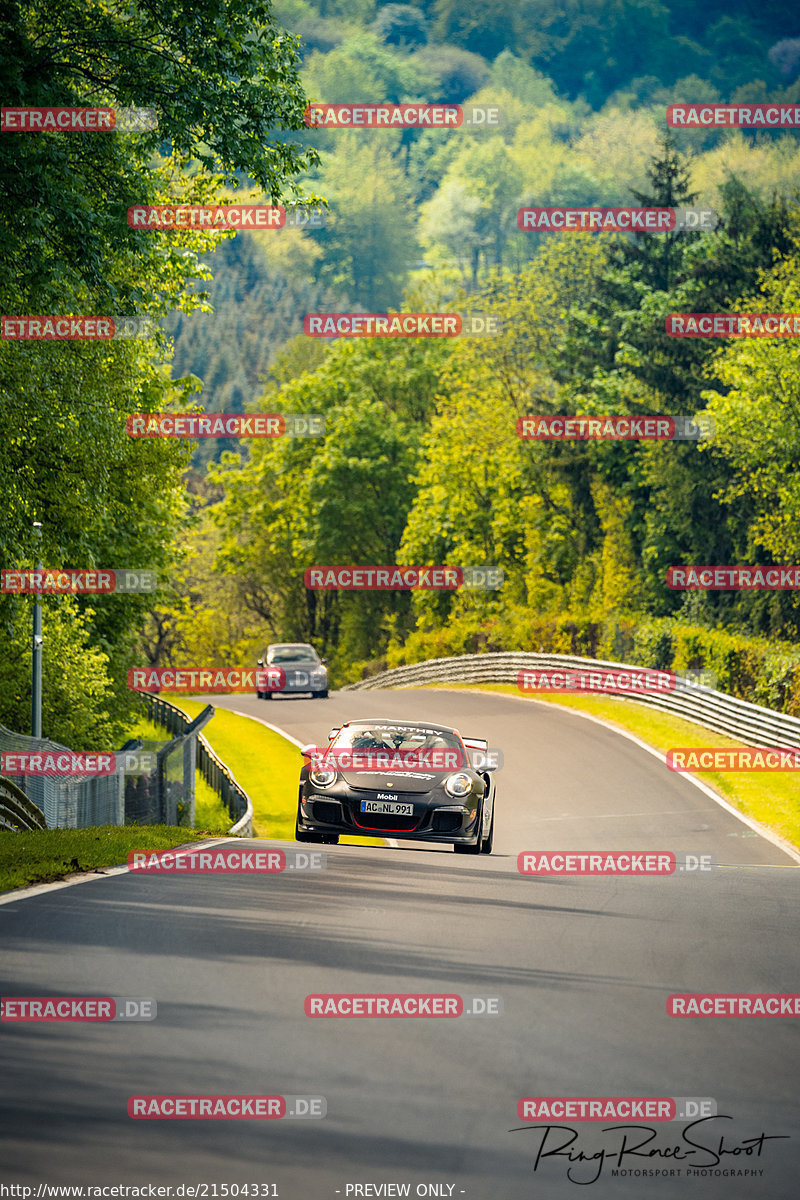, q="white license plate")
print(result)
[360,800,413,815]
